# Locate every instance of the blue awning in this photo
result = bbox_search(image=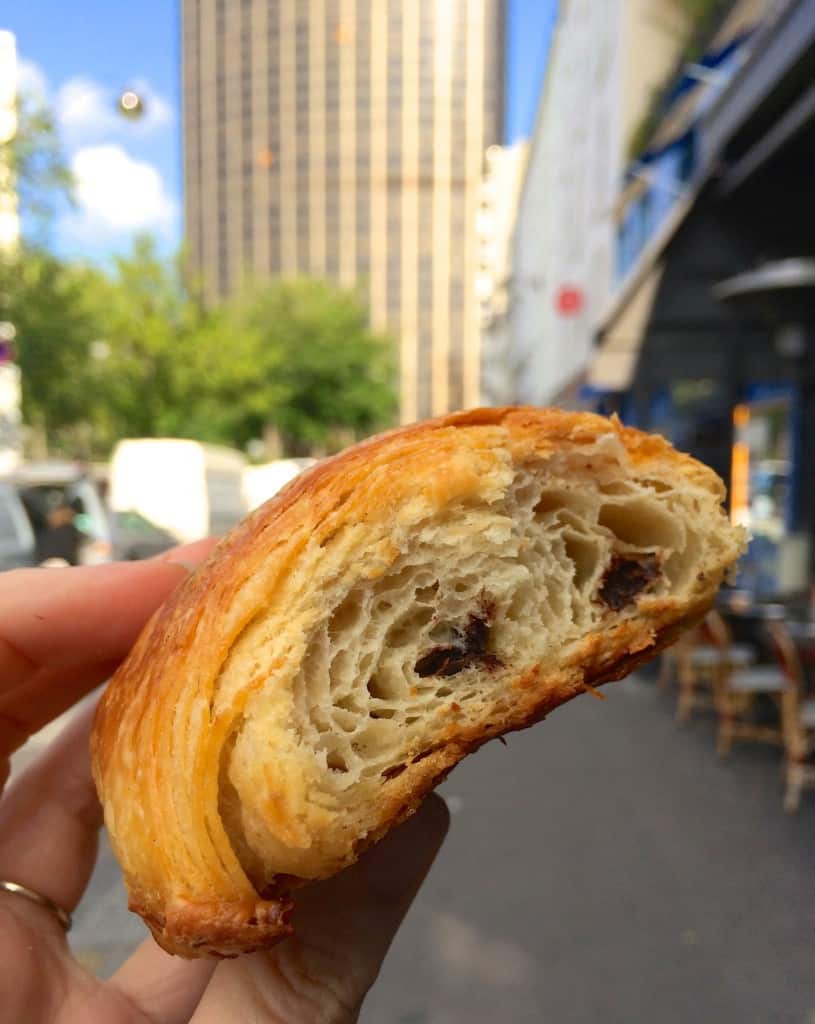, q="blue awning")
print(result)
[665,28,757,108]
[624,26,758,180]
